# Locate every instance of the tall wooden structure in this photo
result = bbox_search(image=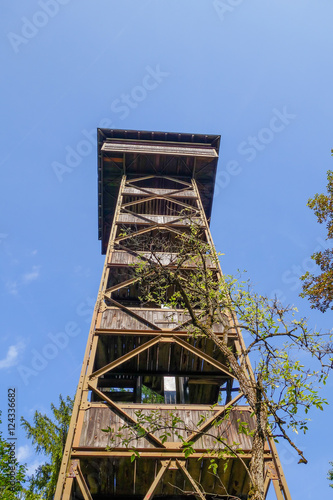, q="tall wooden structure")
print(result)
[55,129,291,500]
